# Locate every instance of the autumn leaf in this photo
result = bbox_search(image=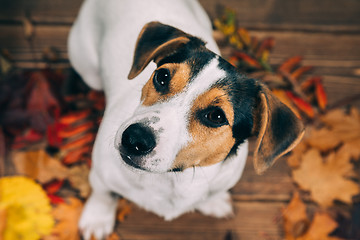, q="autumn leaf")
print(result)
[272,89,301,118]
[68,164,91,198]
[26,71,60,133]
[292,148,359,207]
[45,198,83,240]
[0,176,54,240]
[0,207,5,240]
[278,56,302,73]
[43,180,64,195]
[12,149,68,183]
[62,146,91,165]
[117,199,132,222]
[297,212,342,240]
[282,192,309,240]
[286,91,315,118]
